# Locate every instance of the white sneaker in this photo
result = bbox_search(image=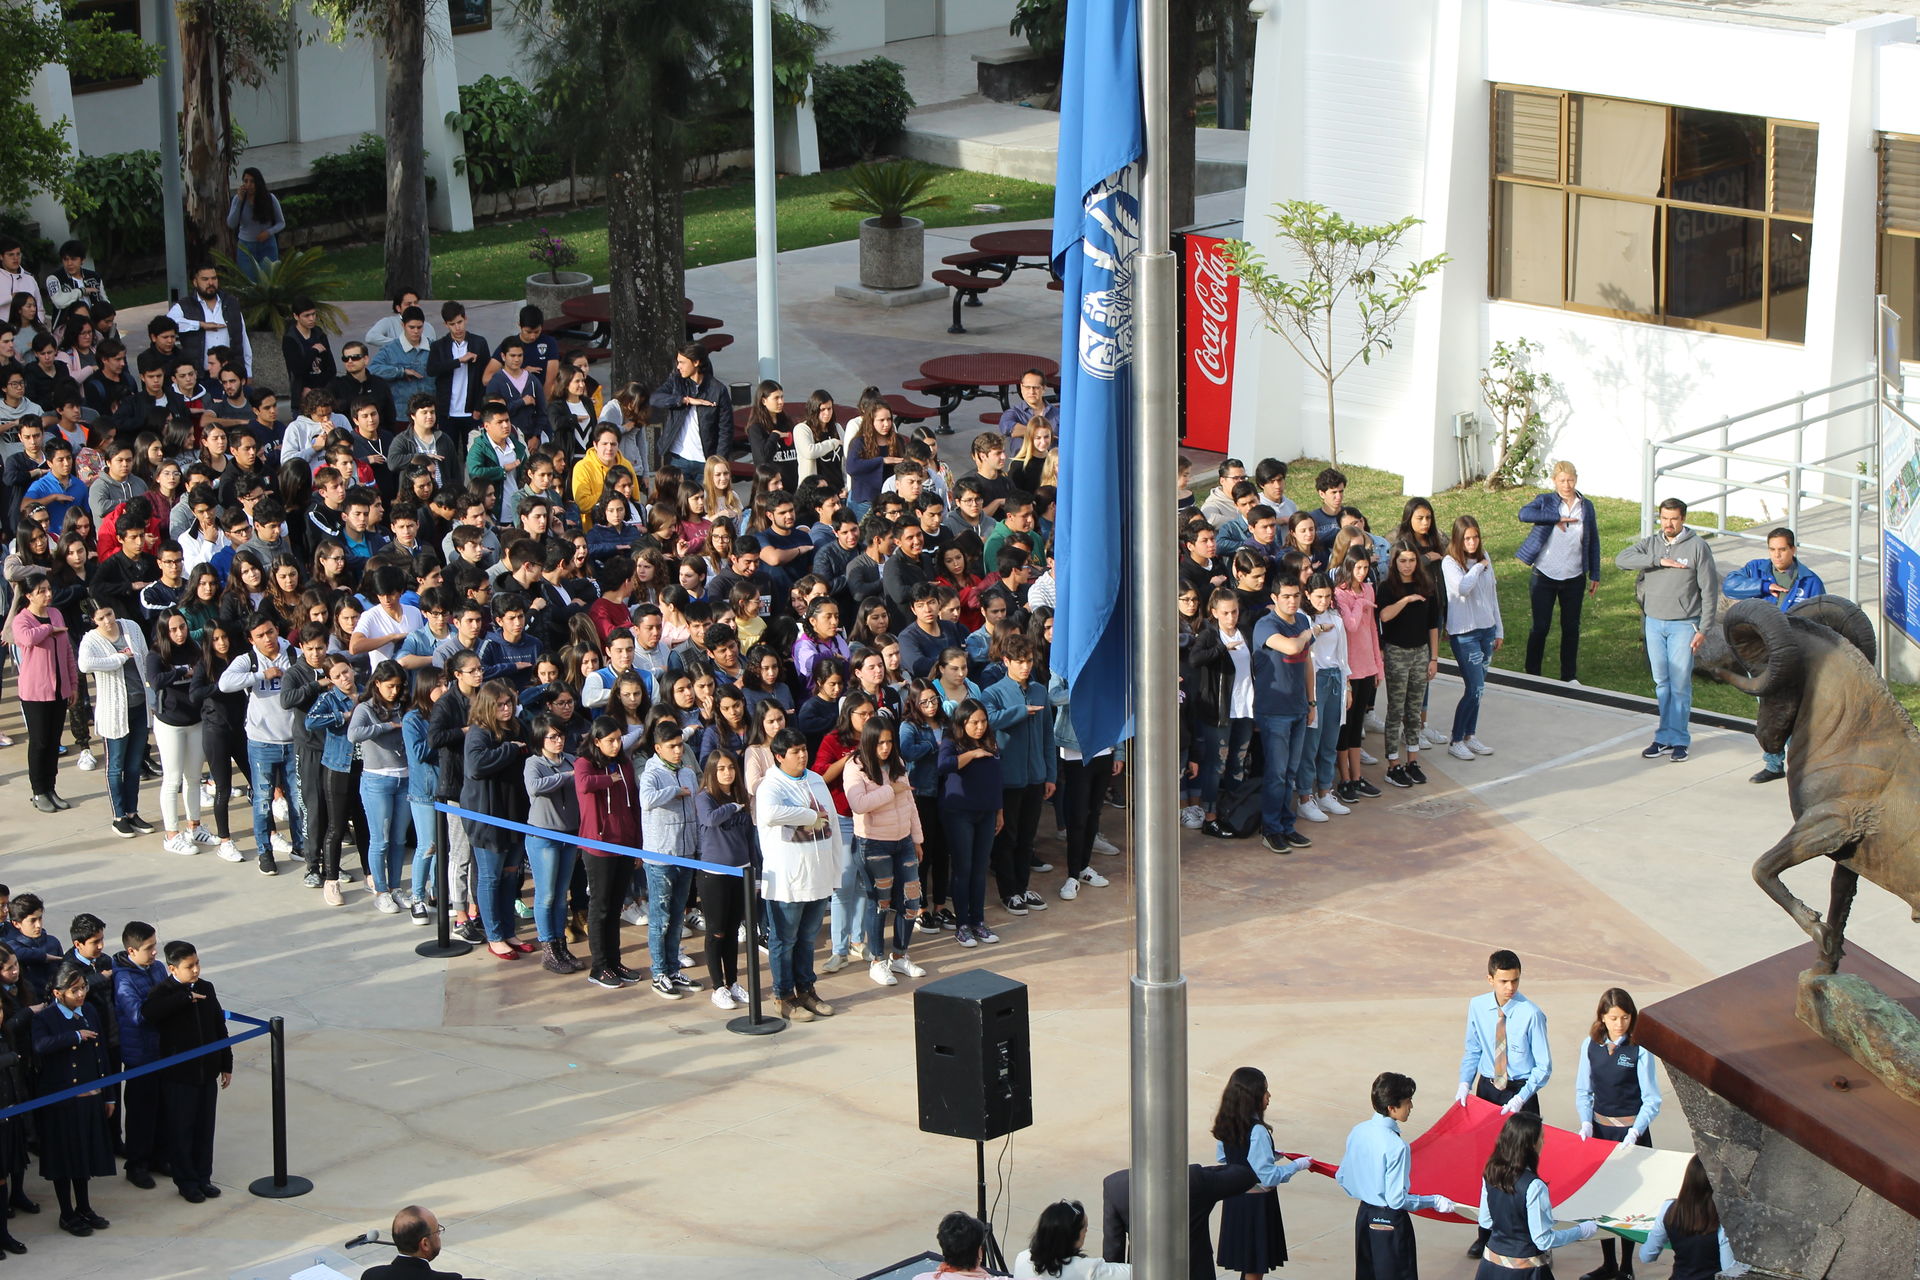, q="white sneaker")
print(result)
[1363,711,1386,734]
[190,826,216,845]
[1059,877,1080,900]
[1564,678,1583,687]
[729,982,749,1006]
[216,840,244,862]
[77,749,98,771]
[1423,727,1451,748]
[890,955,927,978]
[271,795,289,823]
[1317,790,1351,816]
[1179,805,1204,829]
[1078,868,1110,887]
[1467,736,1494,756]
[200,779,218,806]
[1091,832,1120,855]
[1296,797,1328,823]
[711,986,738,1010]
[1447,741,1476,761]
[1359,748,1379,766]
[165,832,197,855]
[375,892,401,914]
[270,833,292,855]
[869,959,898,987]
[1054,827,1067,841]
[620,903,646,925]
